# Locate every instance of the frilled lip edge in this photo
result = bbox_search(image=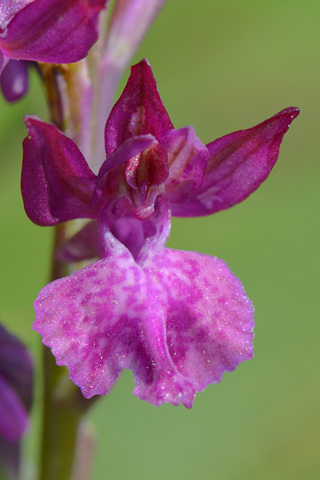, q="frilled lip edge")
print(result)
[33,247,254,408]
